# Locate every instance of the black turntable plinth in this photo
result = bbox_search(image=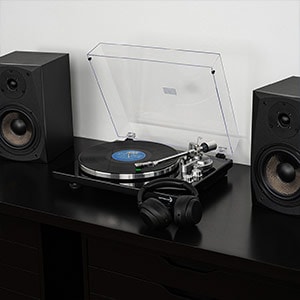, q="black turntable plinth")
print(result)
[52,137,233,196]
